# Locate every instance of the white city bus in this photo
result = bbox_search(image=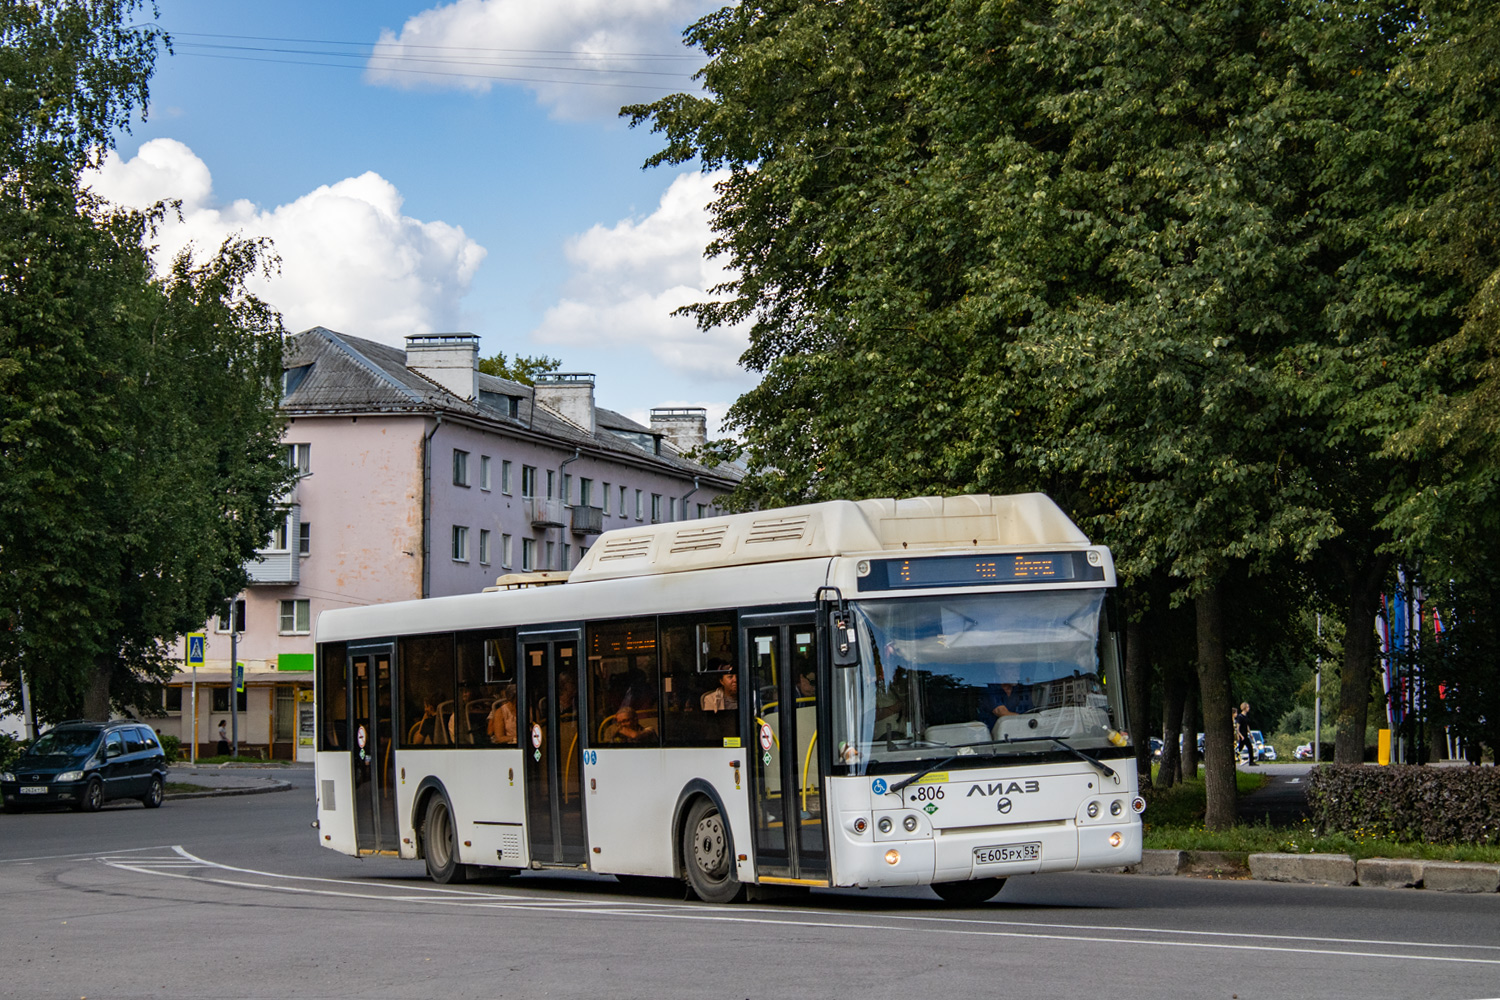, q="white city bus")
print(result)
[313,493,1143,904]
